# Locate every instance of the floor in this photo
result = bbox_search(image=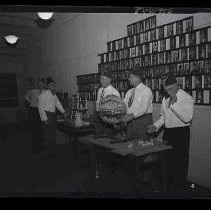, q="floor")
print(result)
[0,123,211,198]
